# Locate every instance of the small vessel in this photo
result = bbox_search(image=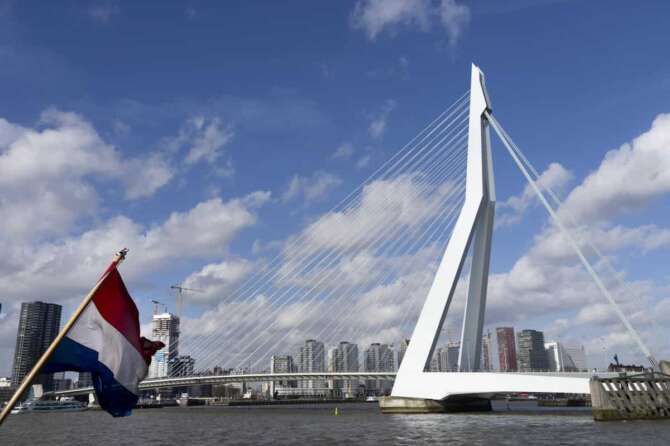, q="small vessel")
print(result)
[365,396,379,402]
[11,397,87,414]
